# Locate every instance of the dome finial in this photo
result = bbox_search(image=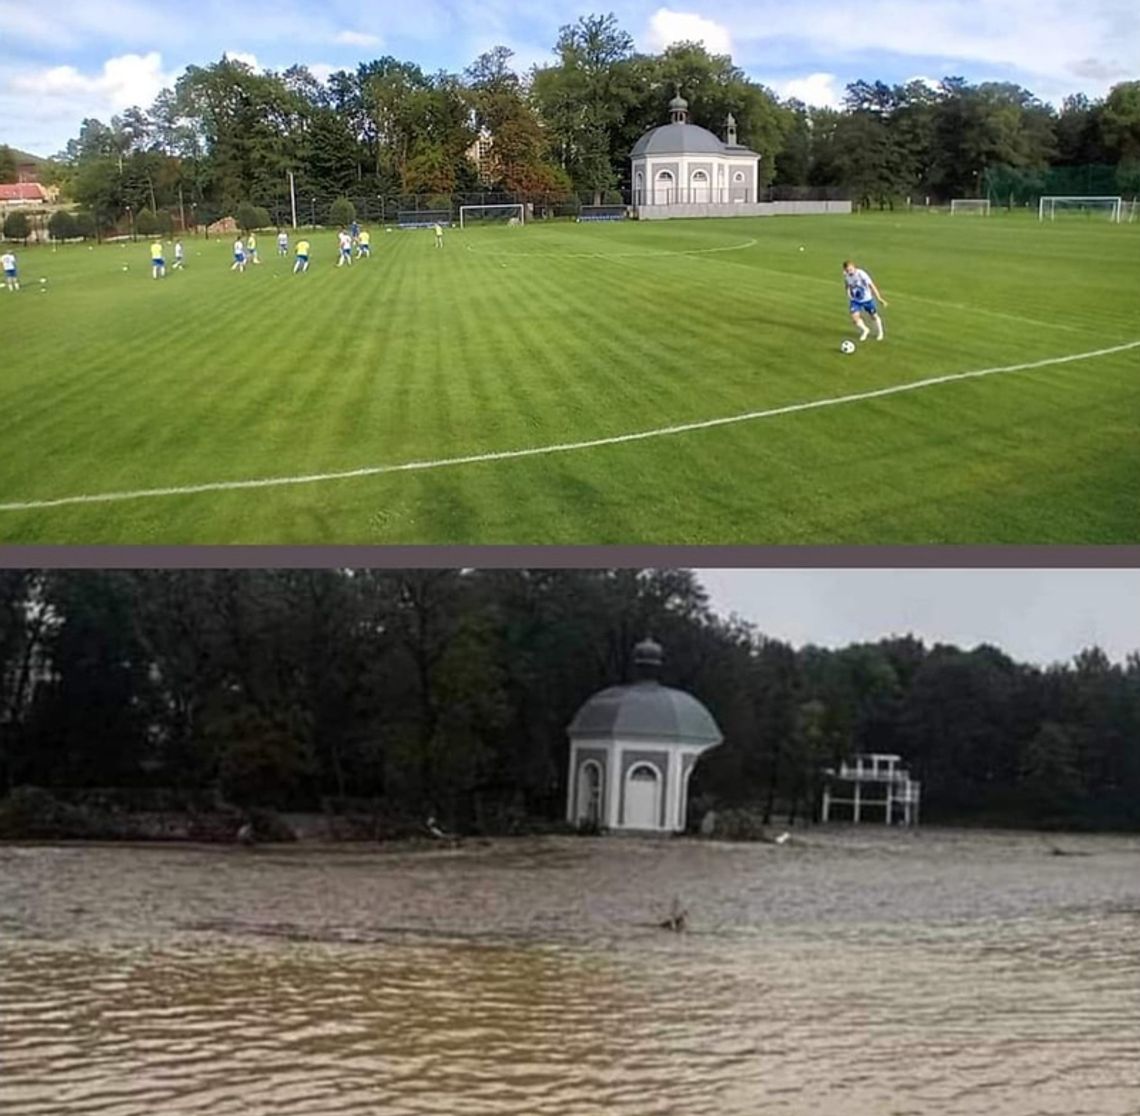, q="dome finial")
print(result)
[633,636,664,681]
[669,87,689,125]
